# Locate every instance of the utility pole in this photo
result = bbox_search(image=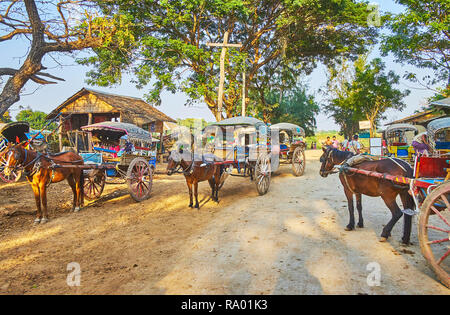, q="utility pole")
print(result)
[207,31,243,121]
